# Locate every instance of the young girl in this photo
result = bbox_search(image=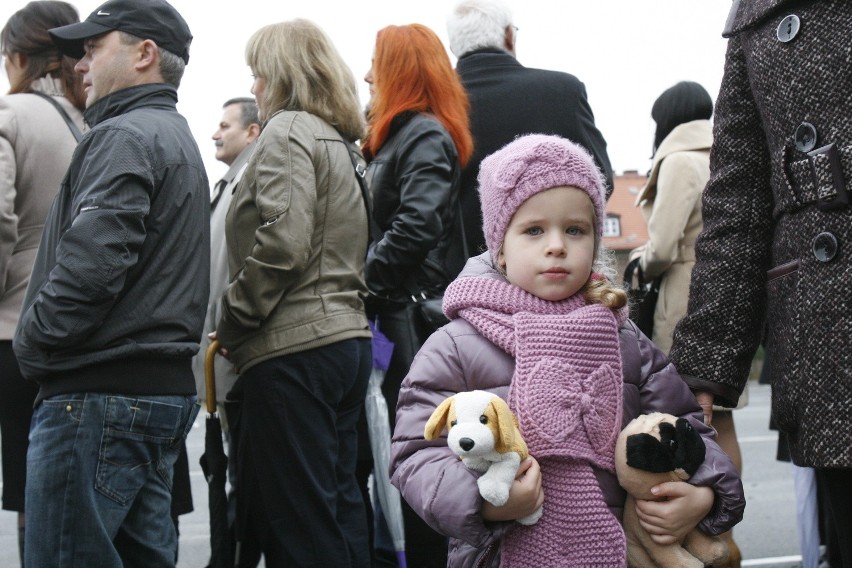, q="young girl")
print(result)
[389,134,744,567]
